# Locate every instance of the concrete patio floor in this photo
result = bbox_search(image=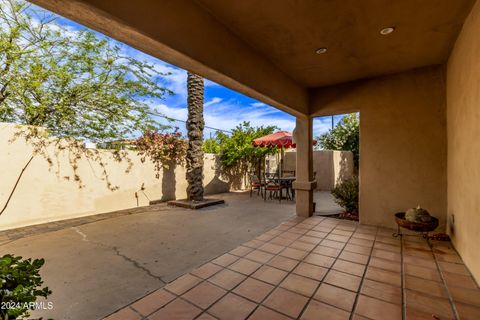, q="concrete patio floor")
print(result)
[313,191,343,216]
[0,191,340,320]
[106,216,480,320]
